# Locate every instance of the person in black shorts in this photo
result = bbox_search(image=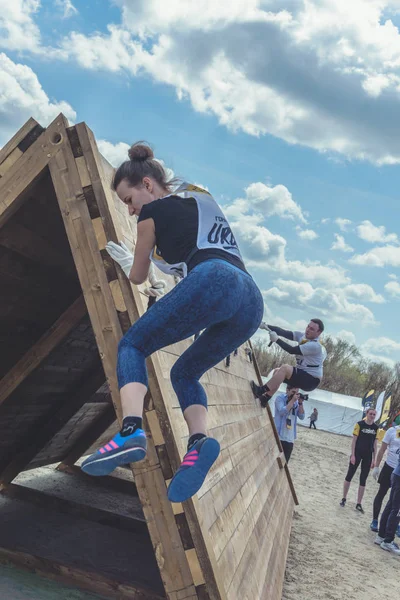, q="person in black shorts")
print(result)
[340,408,378,513]
[251,319,326,407]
